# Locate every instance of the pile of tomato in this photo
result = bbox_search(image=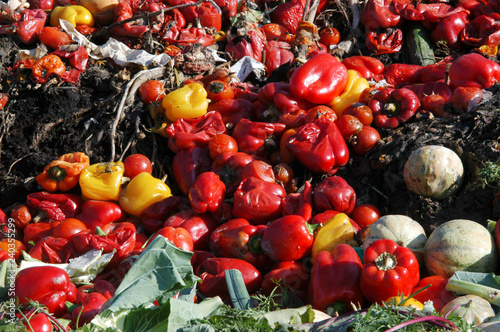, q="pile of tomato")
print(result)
[2,0,500,330]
